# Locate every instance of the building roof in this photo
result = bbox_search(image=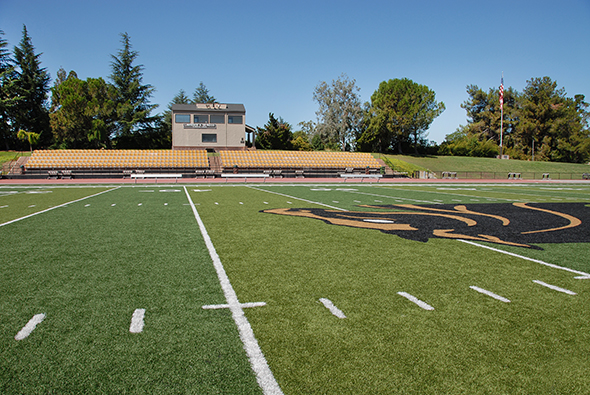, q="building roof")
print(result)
[171,103,245,113]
